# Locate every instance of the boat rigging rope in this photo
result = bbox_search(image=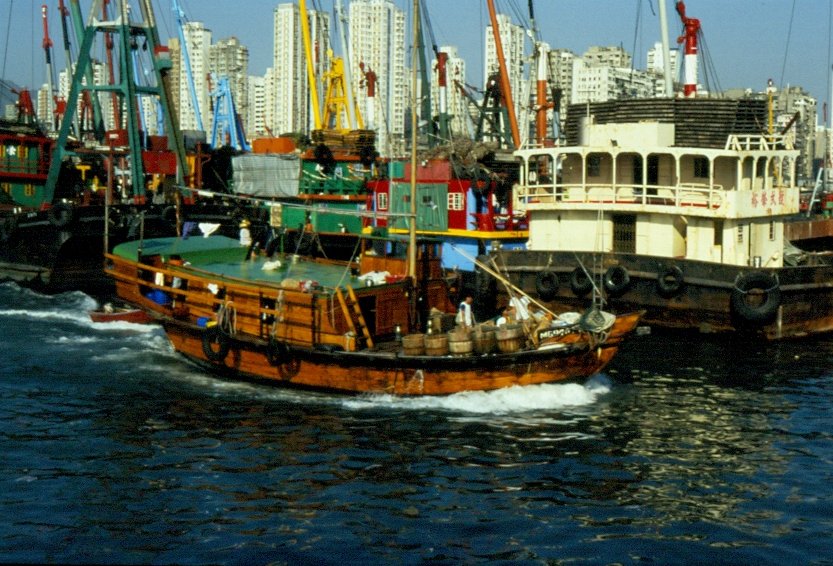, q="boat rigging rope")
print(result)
[216,301,237,336]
